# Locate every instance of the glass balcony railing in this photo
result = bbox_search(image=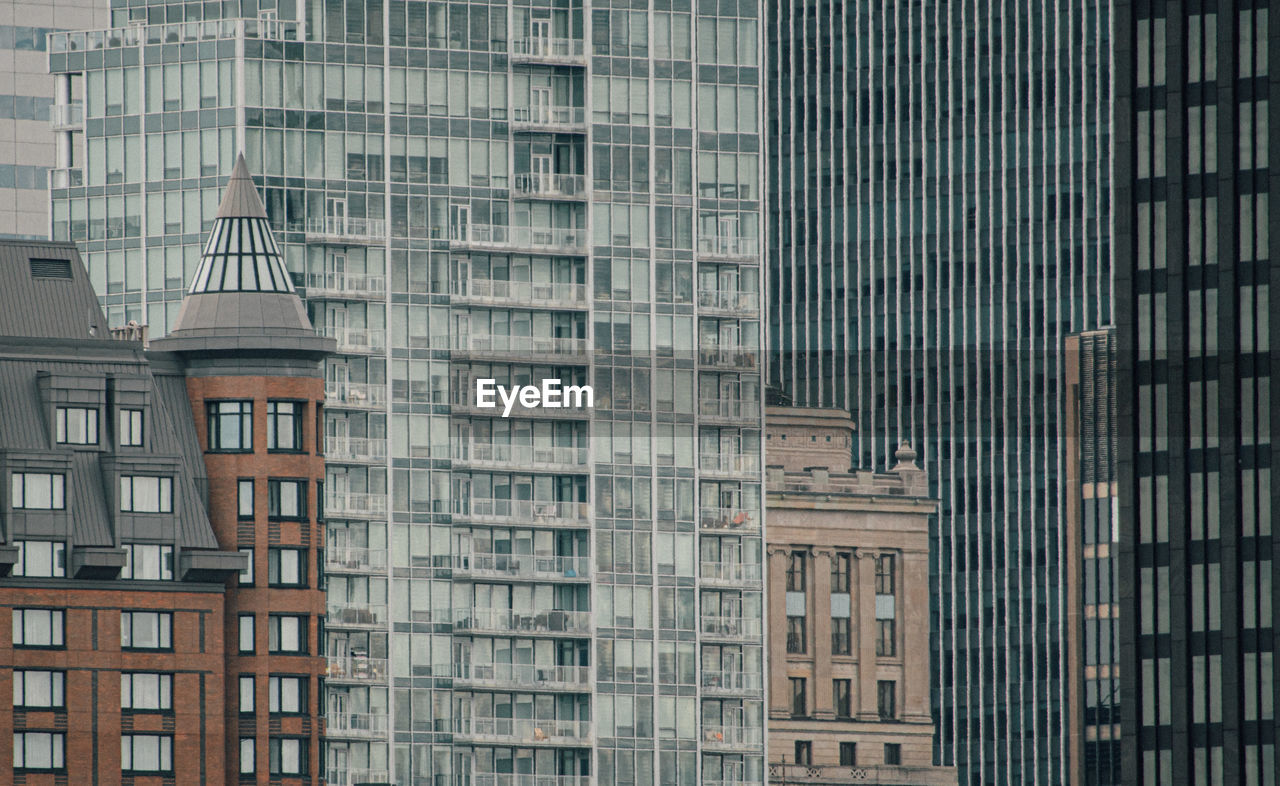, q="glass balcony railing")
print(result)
[510,36,587,64]
[325,711,389,739]
[453,662,591,690]
[452,442,588,469]
[50,102,83,130]
[698,398,761,421]
[324,381,387,409]
[700,669,764,694]
[304,272,386,299]
[698,346,760,370]
[453,552,590,581]
[699,506,758,532]
[473,775,593,786]
[700,560,763,585]
[326,654,388,683]
[48,167,83,189]
[327,602,388,629]
[451,498,590,526]
[453,278,587,307]
[697,289,760,314]
[324,545,388,574]
[327,768,390,786]
[450,223,588,254]
[325,436,387,464]
[700,614,763,640]
[452,333,588,358]
[701,724,763,748]
[511,105,587,131]
[454,716,592,744]
[453,607,592,635]
[697,236,759,259]
[324,491,388,518]
[293,216,386,244]
[316,325,386,354]
[512,173,587,200]
[698,452,761,476]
